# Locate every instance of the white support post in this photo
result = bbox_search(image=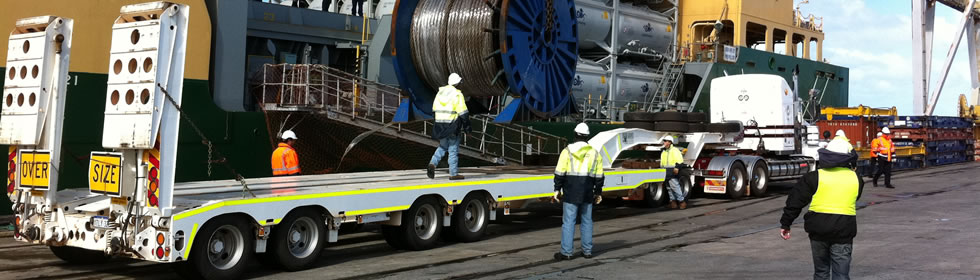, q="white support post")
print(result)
[970,20,980,105]
[912,0,934,115]
[927,0,977,115]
